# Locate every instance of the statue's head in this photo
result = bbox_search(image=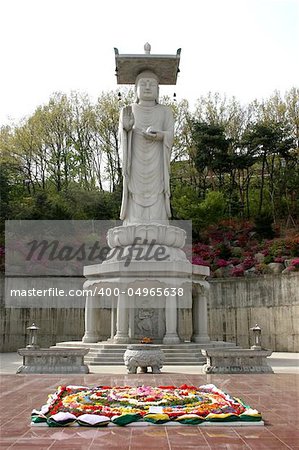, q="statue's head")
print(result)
[135,70,159,103]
